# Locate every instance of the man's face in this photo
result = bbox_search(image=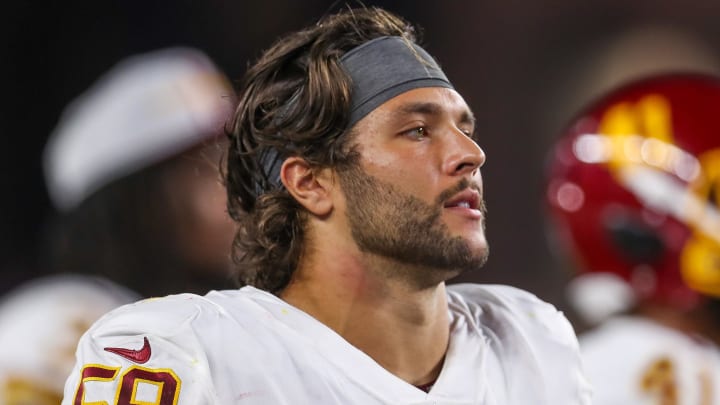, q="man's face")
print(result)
[336,87,488,280]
